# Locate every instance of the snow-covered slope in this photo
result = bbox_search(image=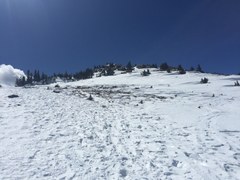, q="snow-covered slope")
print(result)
[0,69,240,179]
[0,64,26,86]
